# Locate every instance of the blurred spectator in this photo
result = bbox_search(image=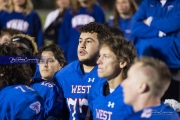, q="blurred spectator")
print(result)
[44,0,70,44]
[0,28,20,44]
[58,0,106,63]
[132,0,180,101]
[0,0,44,49]
[11,34,38,76]
[108,0,138,41]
